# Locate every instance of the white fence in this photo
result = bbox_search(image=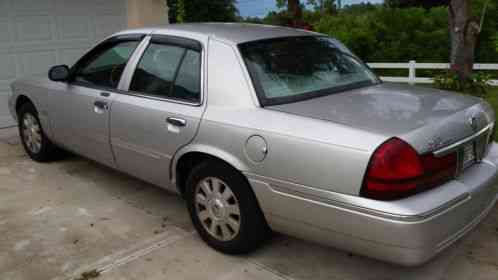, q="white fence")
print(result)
[367,61,498,86]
